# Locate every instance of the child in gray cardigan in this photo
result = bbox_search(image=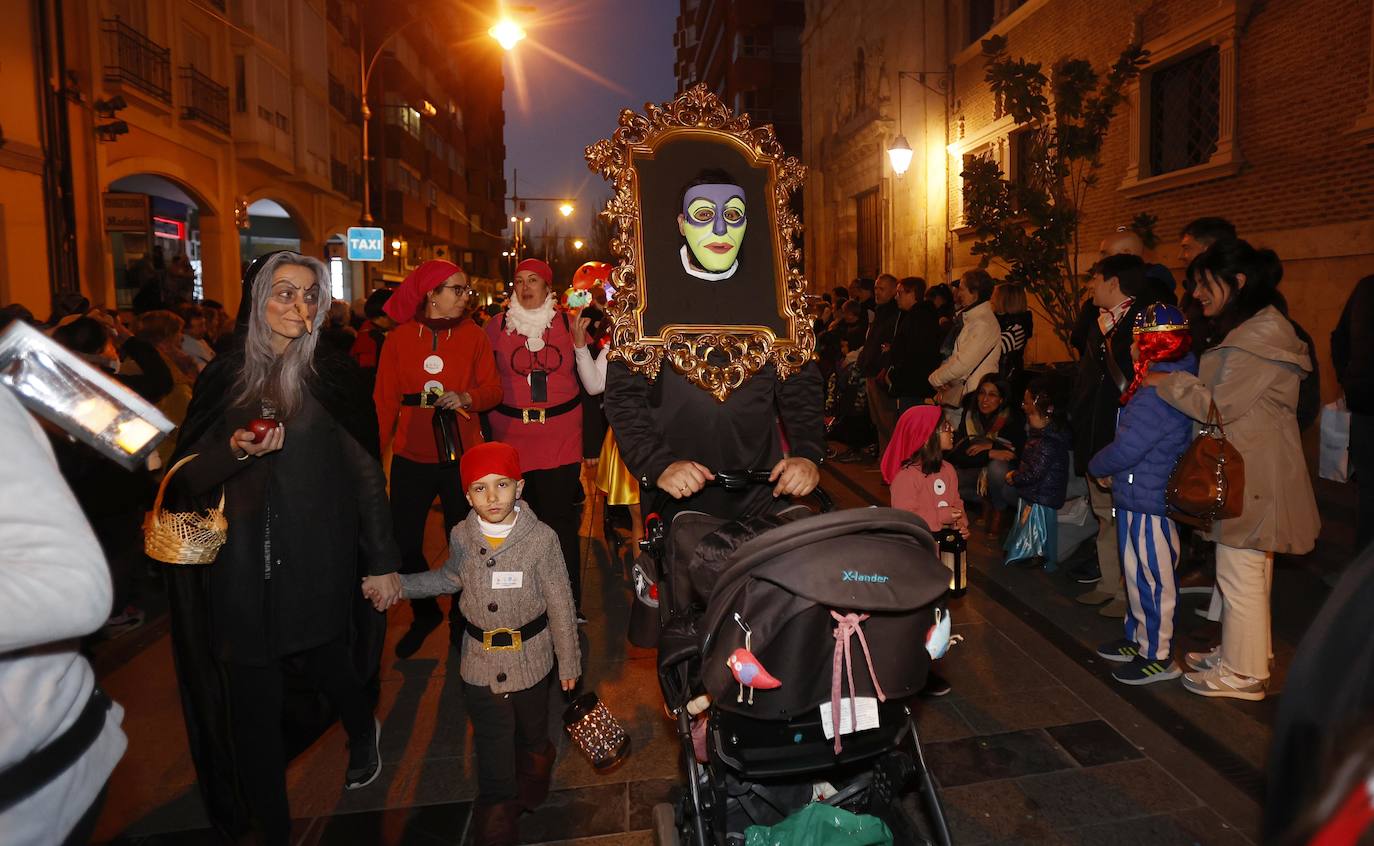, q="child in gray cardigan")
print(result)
[364,441,580,846]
